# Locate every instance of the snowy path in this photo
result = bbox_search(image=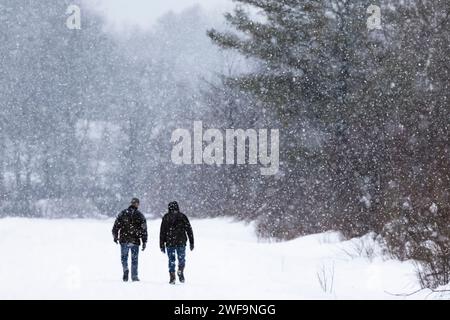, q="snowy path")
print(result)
[0,218,431,299]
